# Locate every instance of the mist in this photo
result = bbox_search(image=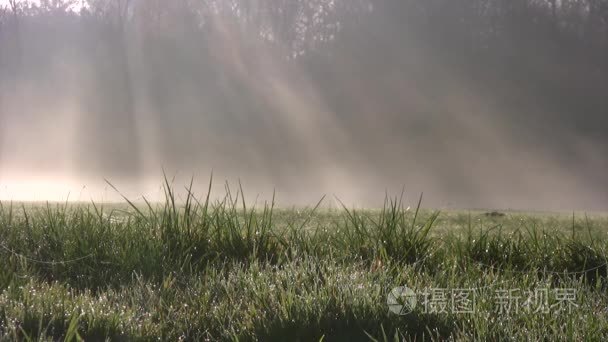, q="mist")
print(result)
[1,0,607,211]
